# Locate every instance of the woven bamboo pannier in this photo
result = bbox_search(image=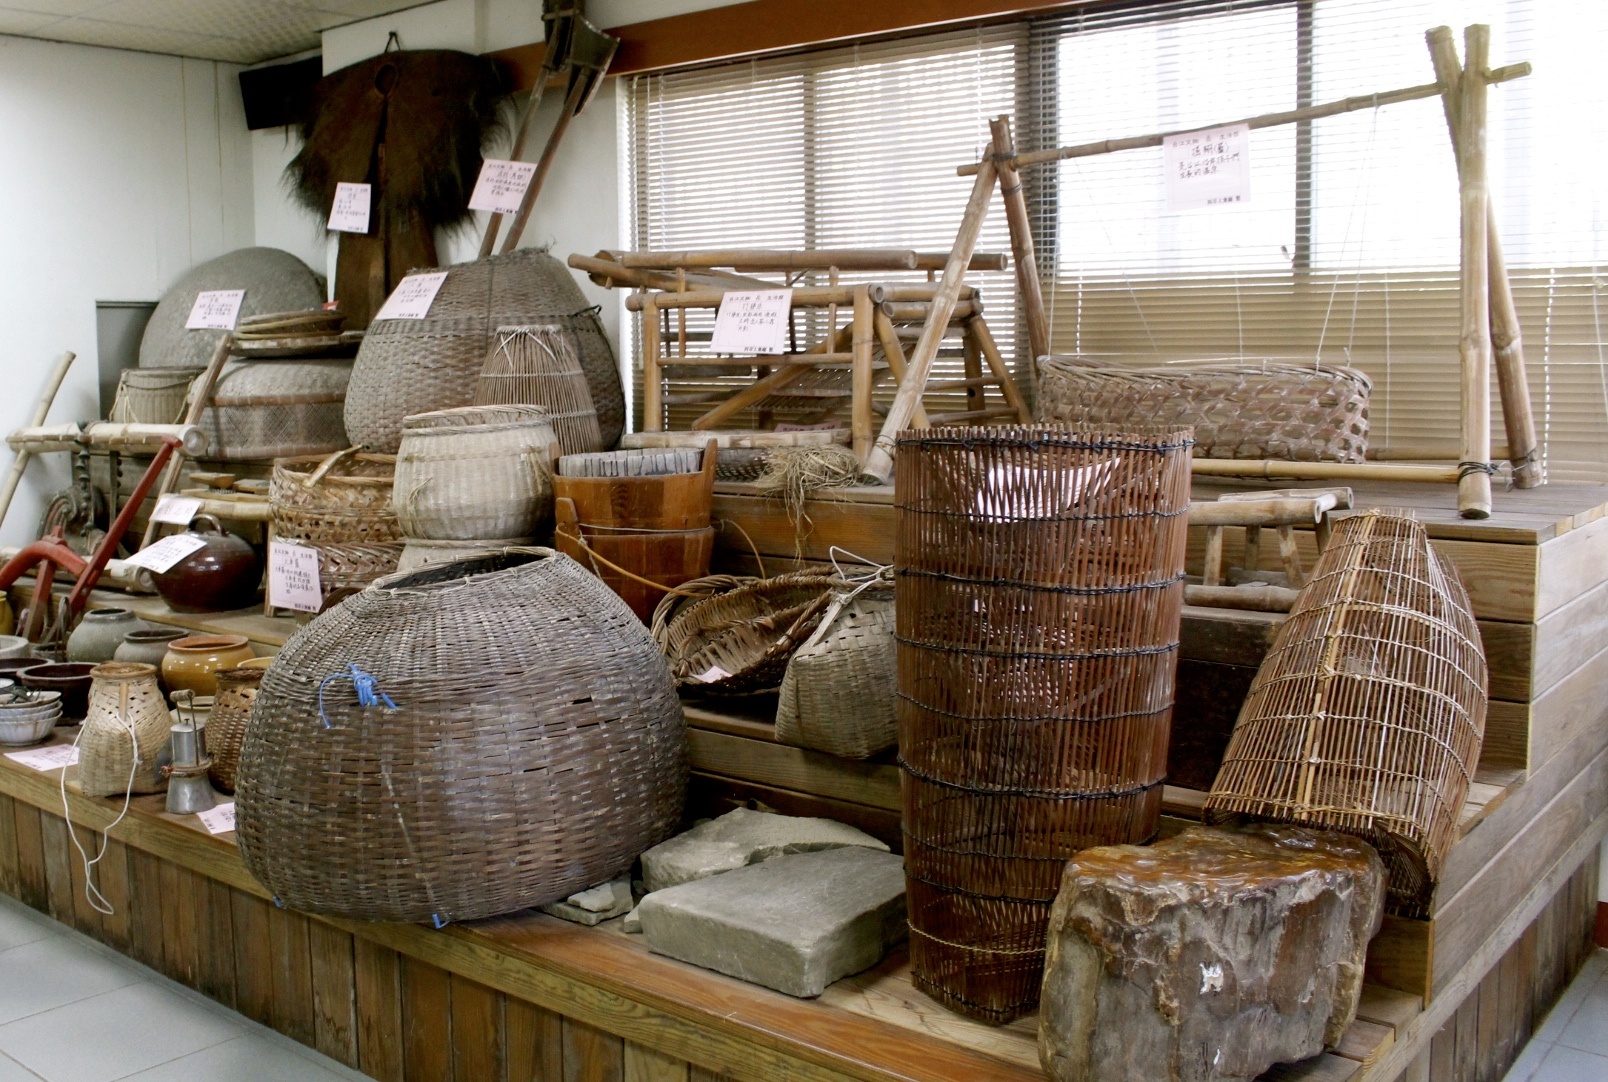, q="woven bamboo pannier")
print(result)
[197,359,352,460]
[474,325,603,455]
[110,368,199,425]
[774,585,896,759]
[651,573,842,696]
[393,405,557,541]
[1037,355,1369,463]
[79,662,171,797]
[896,425,1192,1024]
[270,451,404,608]
[234,549,686,924]
[207,666,264,794]
[1204,511,1487,917]
[344,249,625,453]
